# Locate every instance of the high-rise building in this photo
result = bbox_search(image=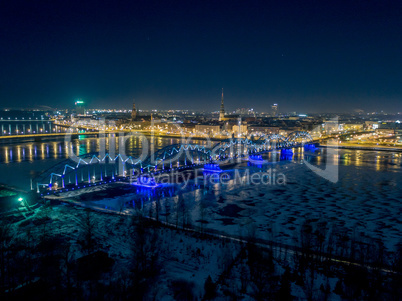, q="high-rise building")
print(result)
[271,103,278,117]
[219,88,225,121]
[75,99,85,115]
[131,100,137,121]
